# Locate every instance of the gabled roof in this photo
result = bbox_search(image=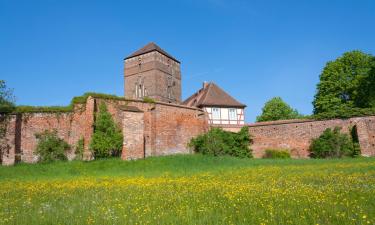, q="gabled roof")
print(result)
[125,42,180,63]
[183,82,246,108]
